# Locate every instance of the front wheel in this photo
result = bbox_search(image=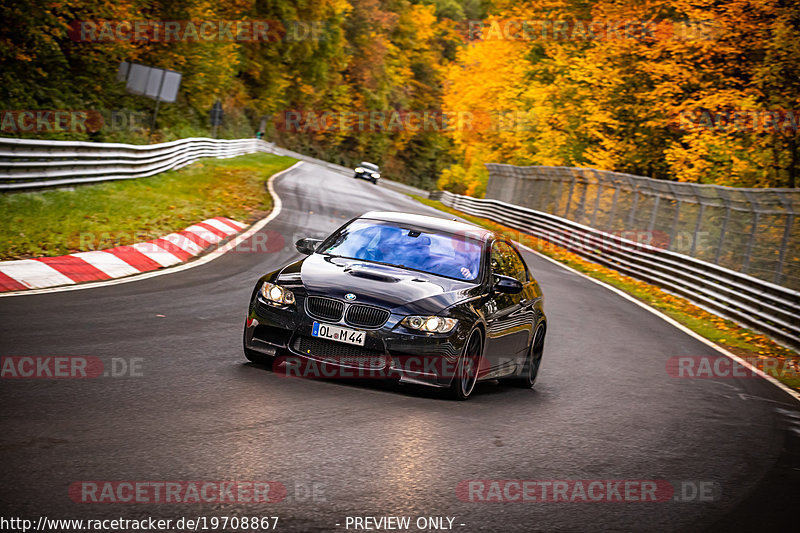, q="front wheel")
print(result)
[450,329,483,400]
[508,323,545,388]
